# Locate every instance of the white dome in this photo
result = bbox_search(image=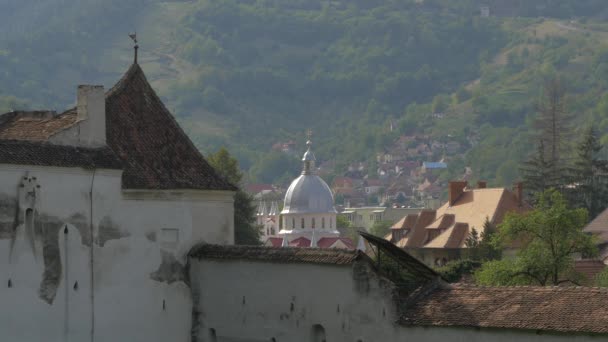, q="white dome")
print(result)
[281,174,336,214]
